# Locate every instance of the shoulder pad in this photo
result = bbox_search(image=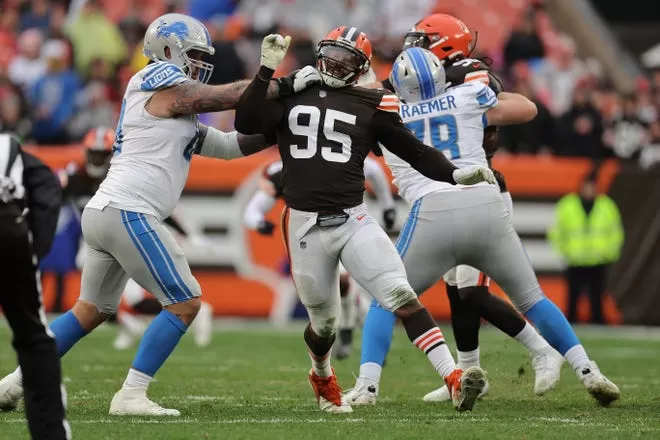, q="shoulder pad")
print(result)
[446,58,490,87]
[140,62,188,91]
